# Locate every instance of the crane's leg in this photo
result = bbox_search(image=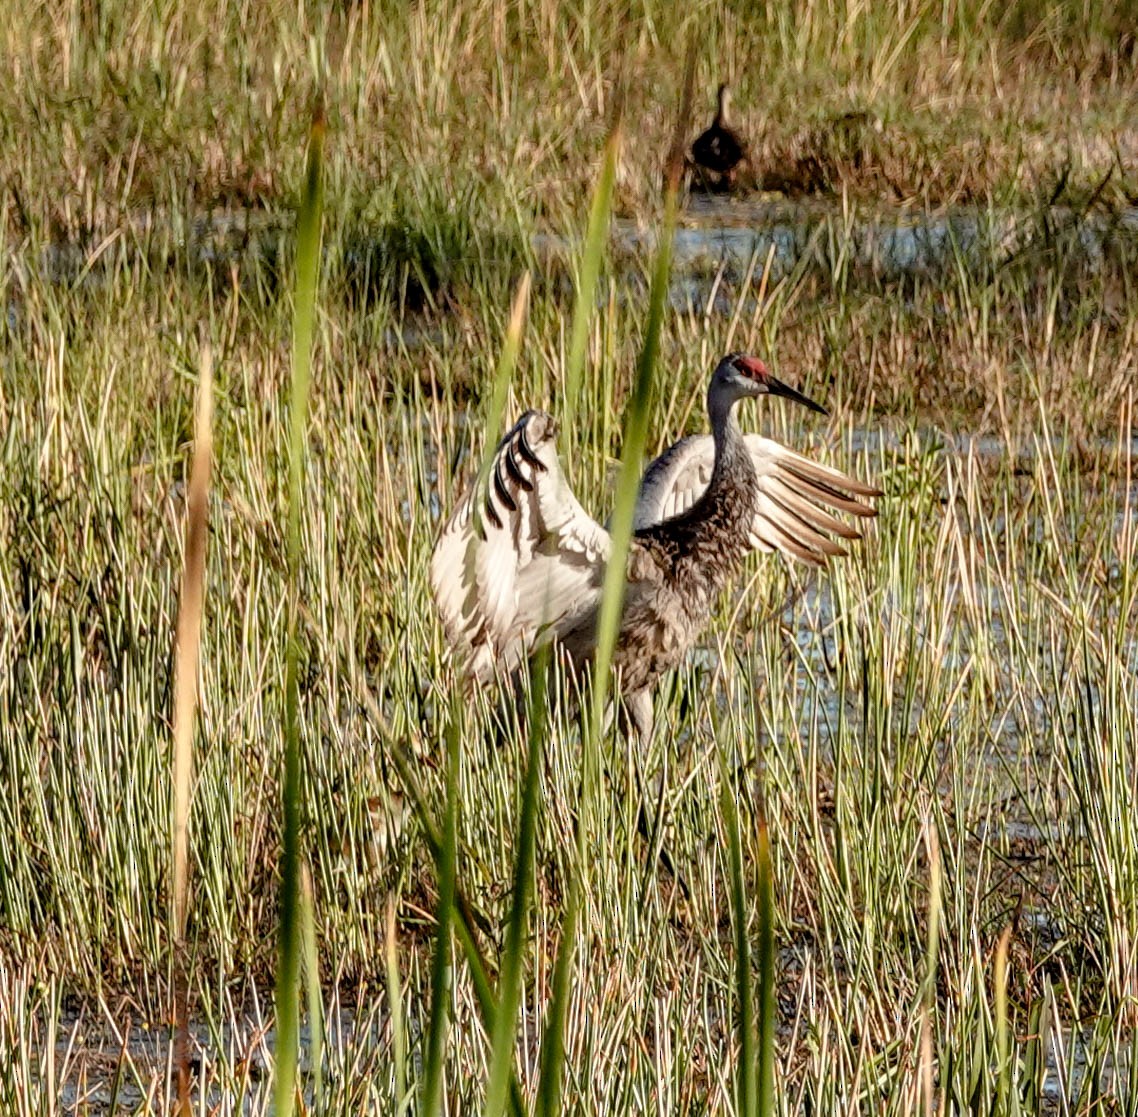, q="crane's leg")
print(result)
[619,689,654,747]
[622,689,692,902]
